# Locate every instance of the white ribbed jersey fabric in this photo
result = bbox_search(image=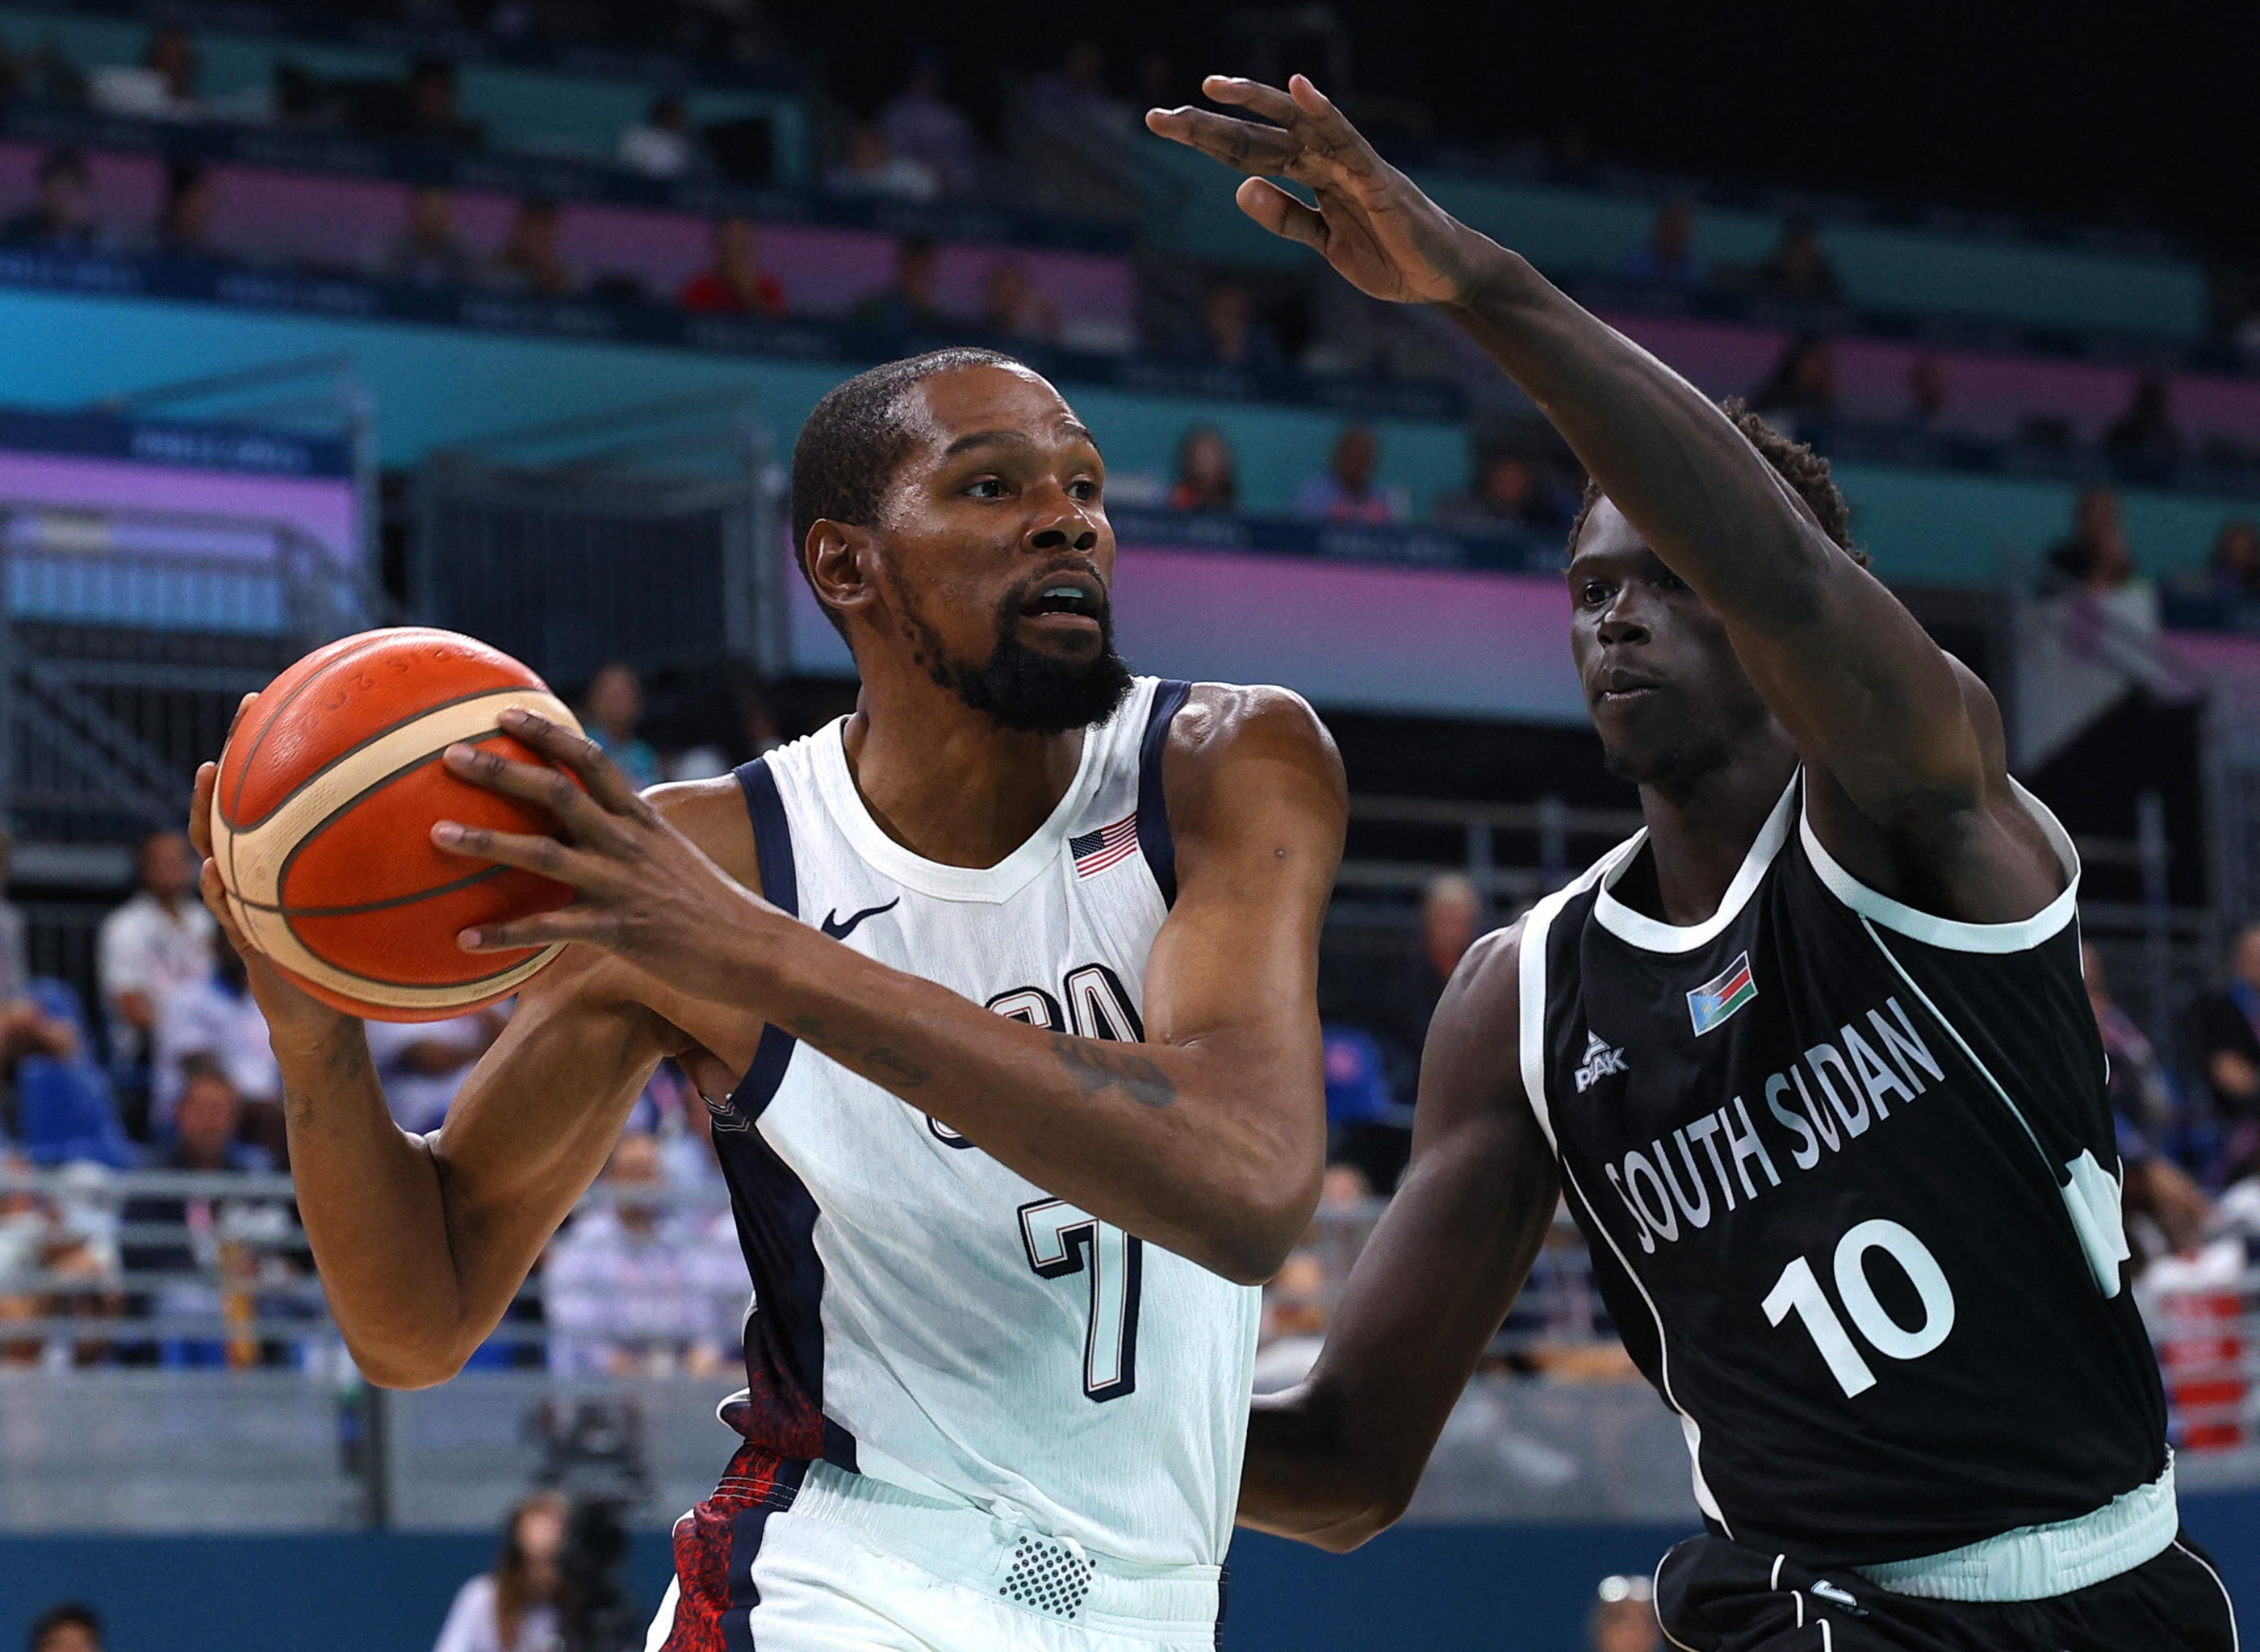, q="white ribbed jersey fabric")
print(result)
[708,676,1261,1569]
